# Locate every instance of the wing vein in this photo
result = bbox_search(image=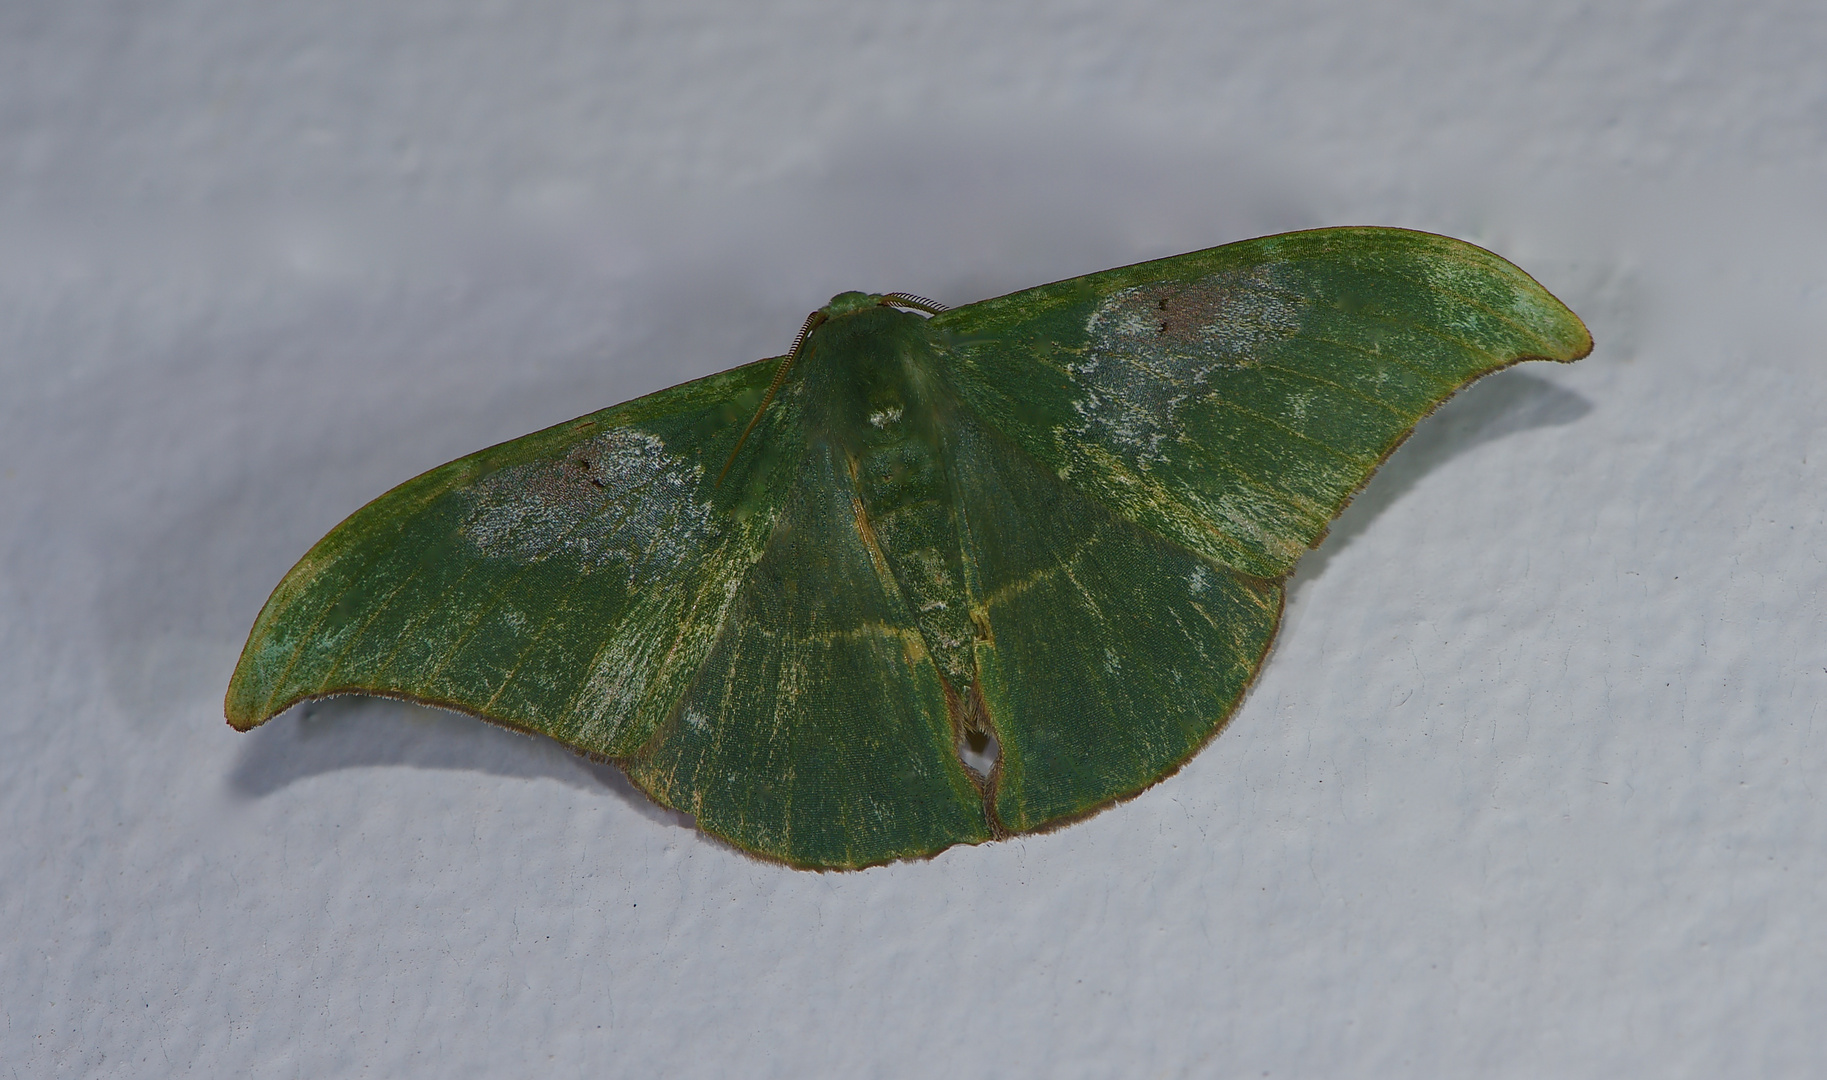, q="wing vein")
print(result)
[316,561,430,691]
[1279,248,1563,350]
[1249,362,1413,420]
[1204,396,1373,469]
[265,505,430,713]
